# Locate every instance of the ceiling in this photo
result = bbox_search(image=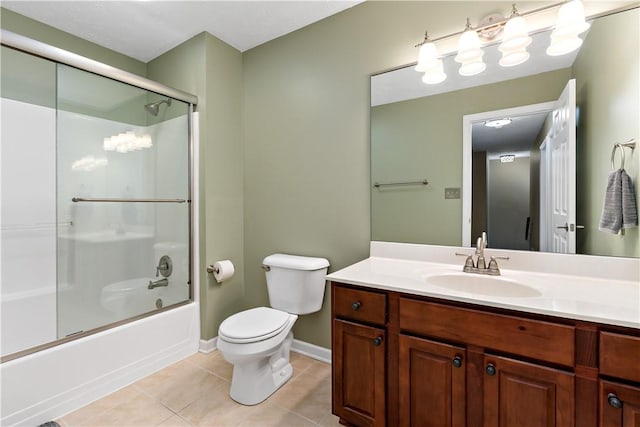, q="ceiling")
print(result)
[2,1,364,62]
